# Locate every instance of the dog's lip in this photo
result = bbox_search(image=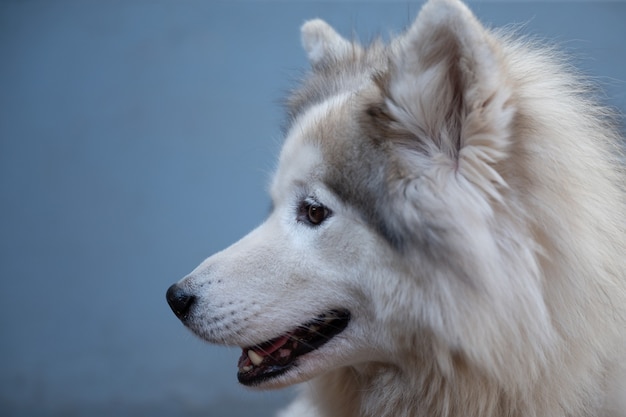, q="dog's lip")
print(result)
[236,309,351,386]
